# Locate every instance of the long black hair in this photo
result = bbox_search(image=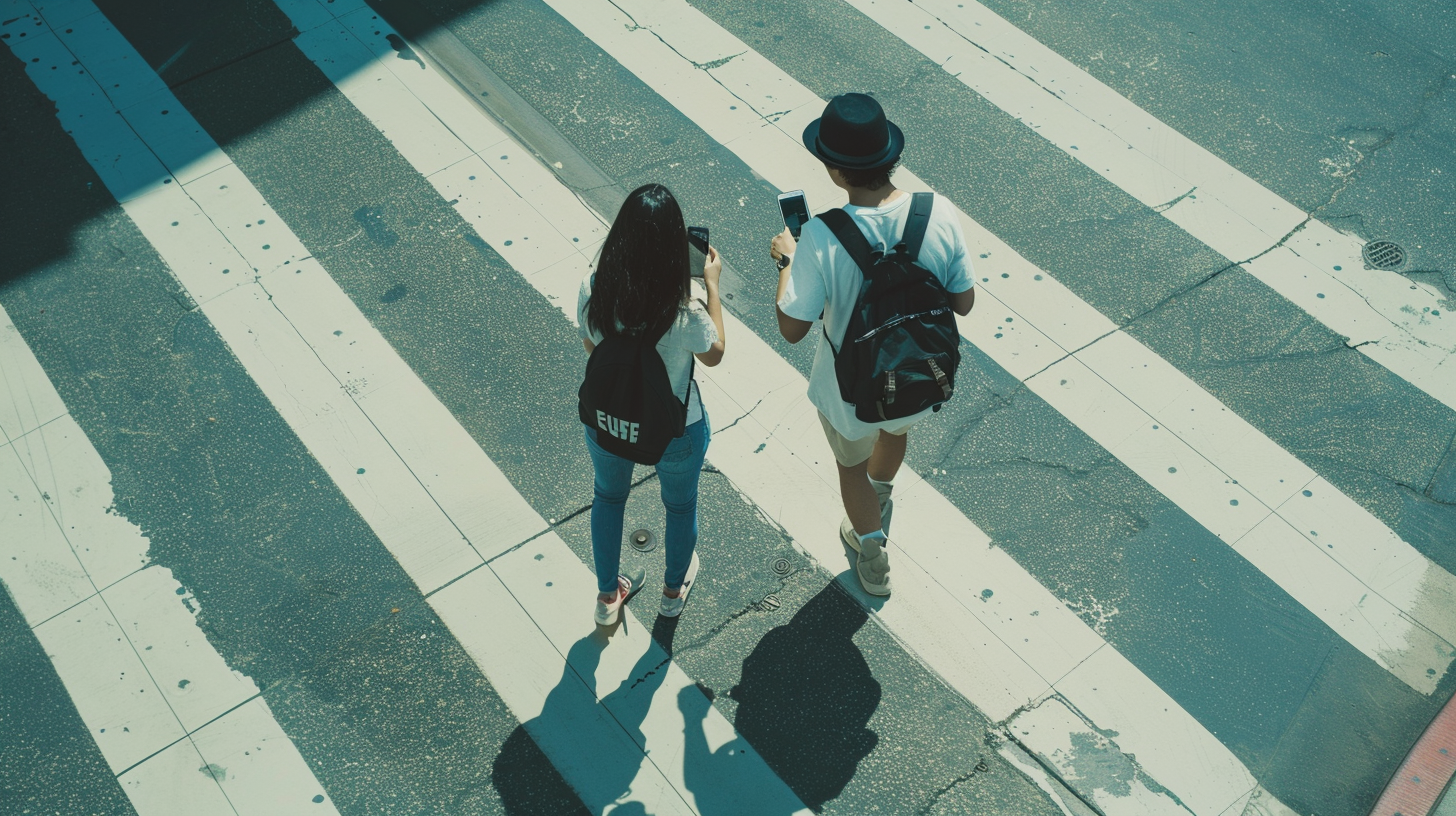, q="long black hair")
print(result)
[587,183,691,341]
